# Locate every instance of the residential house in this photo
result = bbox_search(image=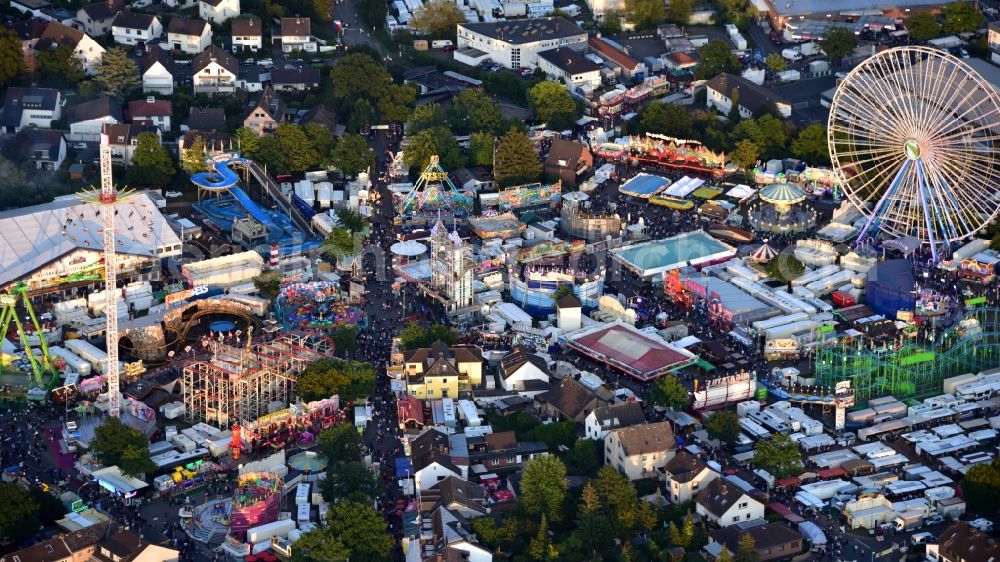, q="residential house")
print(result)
[103,123,161,166]
[140,45,175,95]
[989,21,1000,65]
[412,428,465,492]
[588,36,646,79]
[128,97,171,132]
[271,68,321,91]
[192,45,237,95]
[421,507,493,562]
[25,128,67,170]
[35,21,105,74]
[534,375,608,423]
[543,139,592,187]
[498,347,551,396]
[179,130,231,156]
[0,522,112,562]
[604,420,675,481]
[1,87,62,133]
[231,16,262,52]
[662,449,719,504]
[695,479,765,527]
[274,17,316,53]
[242,86,285,136]
[198,0,239,25]
[707,522,803,562]
[664,51,698,73]
[451,167,494,193]
[166,16,211,54]
[237,65,268,92]
[455,18,587,70]
[584,401,646,440]
[420,476,489,519]
[91,528,181,562]
[927,521,1000,562]
[185,106,226,131]
[480,431,520,471]
[76,0,124,36]
[9,0,52,19]
[67,96,122,142]
[705,73,792,119]
[402,340,484,400]
[297,104,343,136]
[110,11,162,46]
[537,47,602,90]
